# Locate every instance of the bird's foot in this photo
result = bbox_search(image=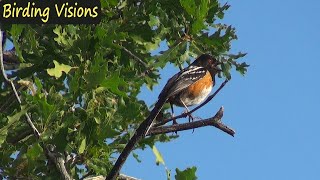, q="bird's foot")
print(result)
[186,114,202,133]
